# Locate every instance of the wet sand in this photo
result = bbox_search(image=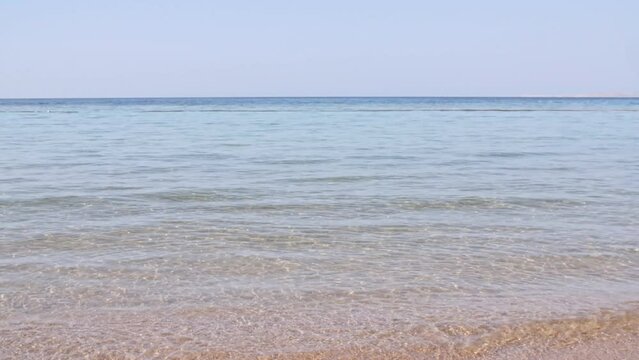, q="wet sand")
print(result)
[2,307,637,359]
[3,335,636,359]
